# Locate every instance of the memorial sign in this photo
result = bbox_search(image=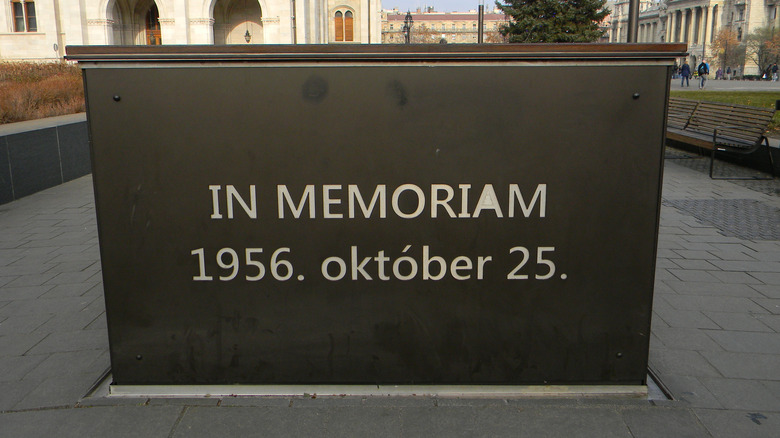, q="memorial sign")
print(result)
[68,44,687,388]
